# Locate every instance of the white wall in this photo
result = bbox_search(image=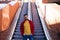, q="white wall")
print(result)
[0,4,7,10]
[9,1,17,6]
[23,0,29,2]
[45,3,60,25]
